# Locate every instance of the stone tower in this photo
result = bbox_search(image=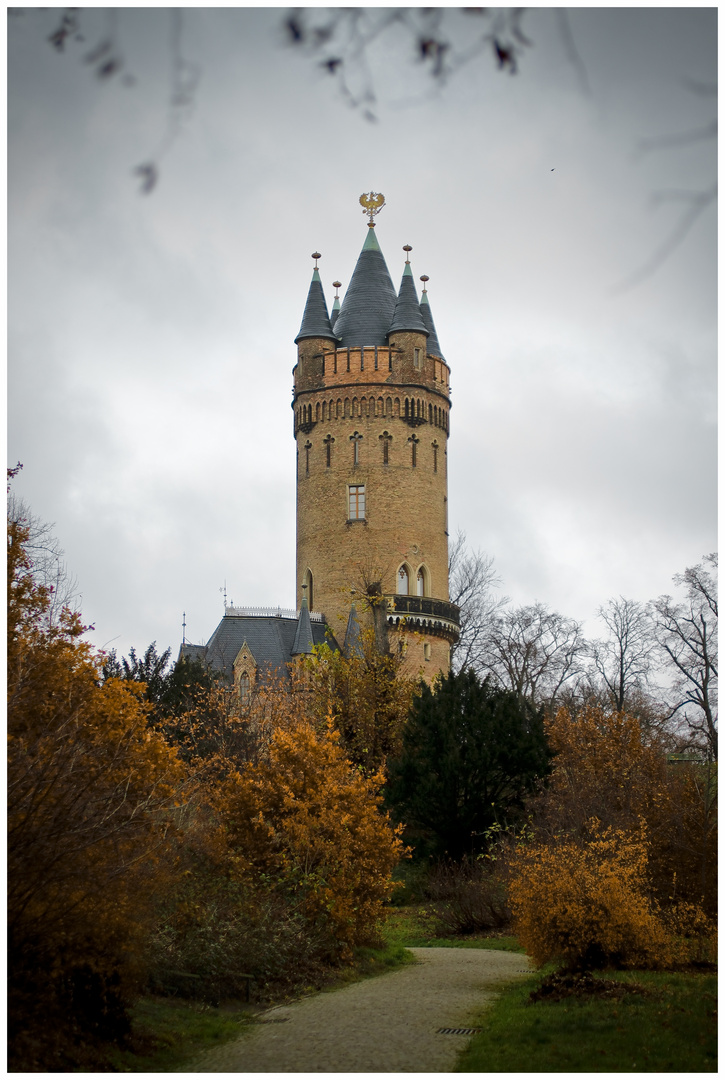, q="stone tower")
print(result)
[293,196,459,676]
